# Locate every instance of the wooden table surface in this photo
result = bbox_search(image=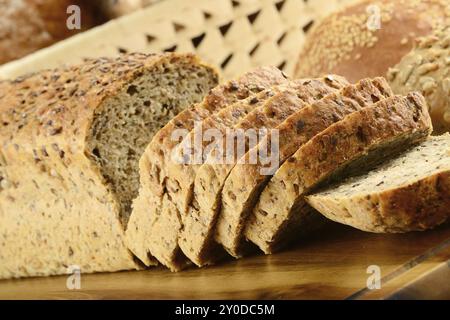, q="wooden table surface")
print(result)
[1,222,449,300]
